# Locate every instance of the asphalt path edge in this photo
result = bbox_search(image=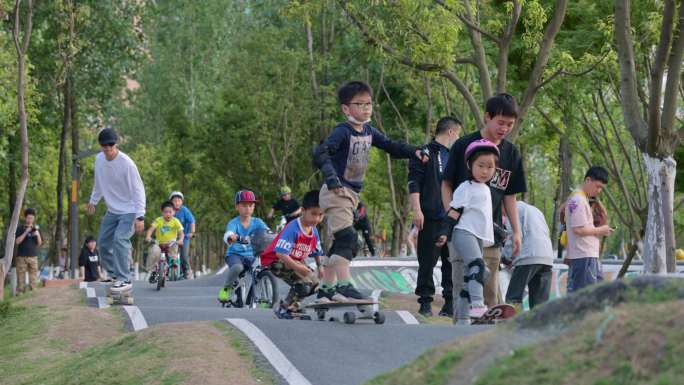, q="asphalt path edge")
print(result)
[226,318,312,385]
